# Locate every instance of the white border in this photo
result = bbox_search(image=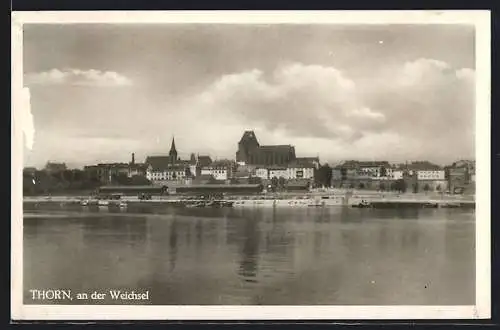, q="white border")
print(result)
[11,10,491,321]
